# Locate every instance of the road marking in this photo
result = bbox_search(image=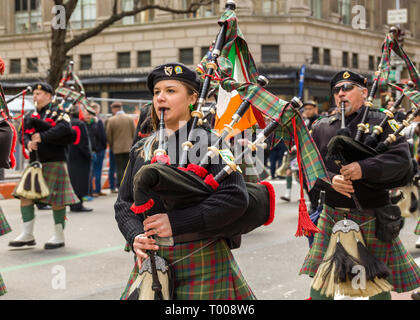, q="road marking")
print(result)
[0,245,125,273]
[415,257,420,266]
